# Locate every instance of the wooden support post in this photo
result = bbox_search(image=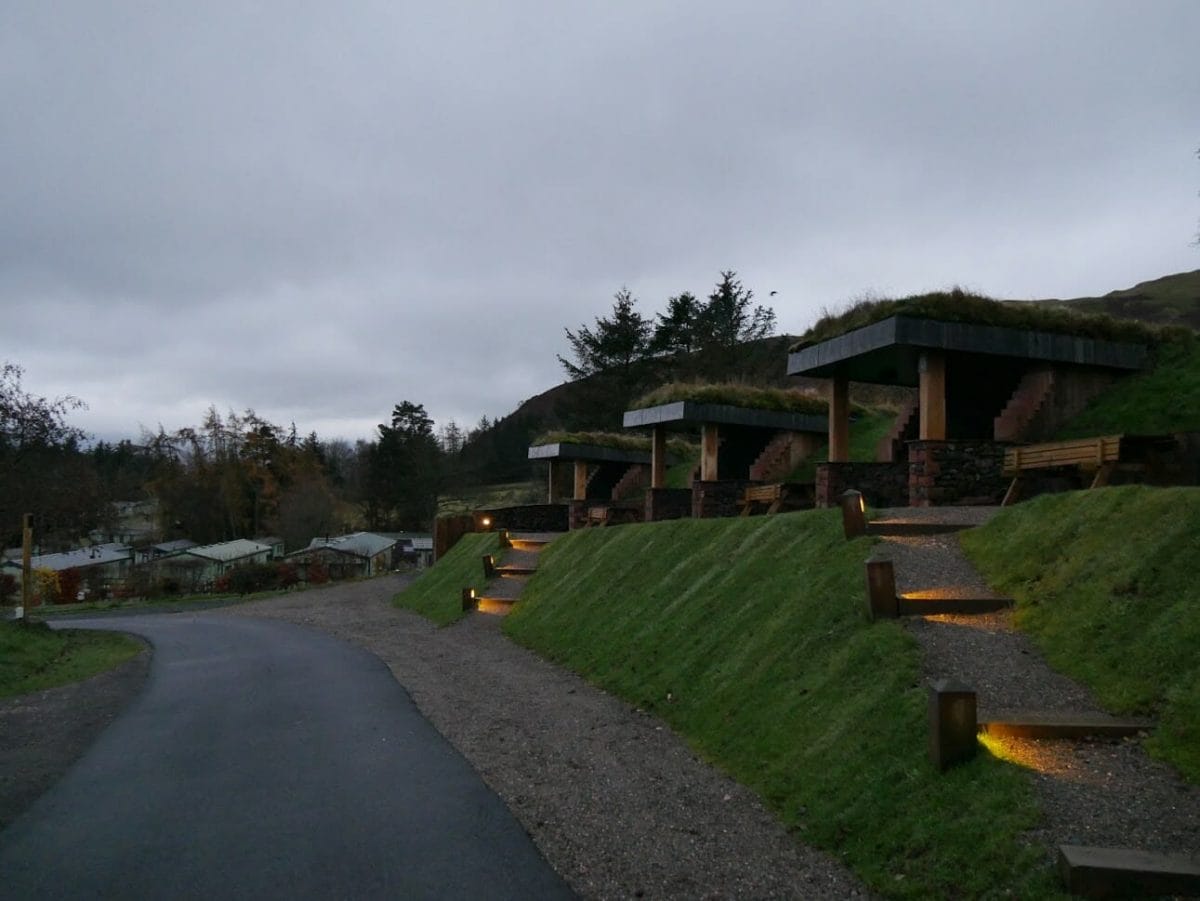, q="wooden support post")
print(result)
[701,423,719,482]
[22,513,33,612]
[651,425,666,489]
[547,461,560,503]
[918,352,947,441]
[829,377,849,463]
[573,460,589,500]
[929,679,978,771]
